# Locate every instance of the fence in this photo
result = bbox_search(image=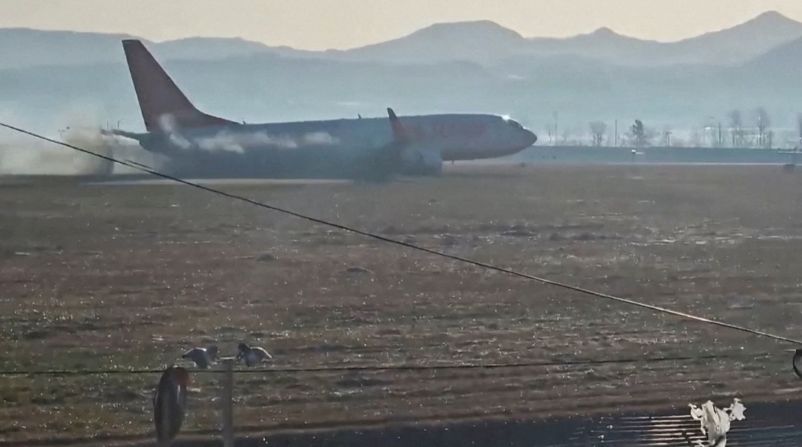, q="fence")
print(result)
[2,350,799,446]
